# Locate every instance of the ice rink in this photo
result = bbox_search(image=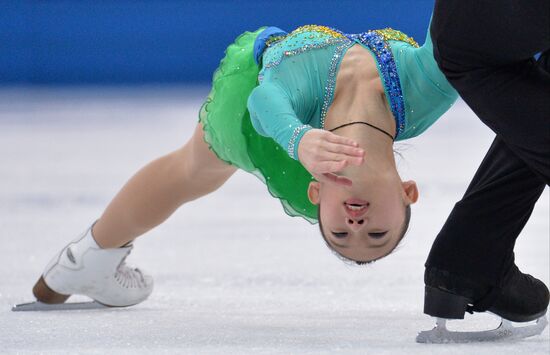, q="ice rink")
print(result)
[0,87,548,354]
